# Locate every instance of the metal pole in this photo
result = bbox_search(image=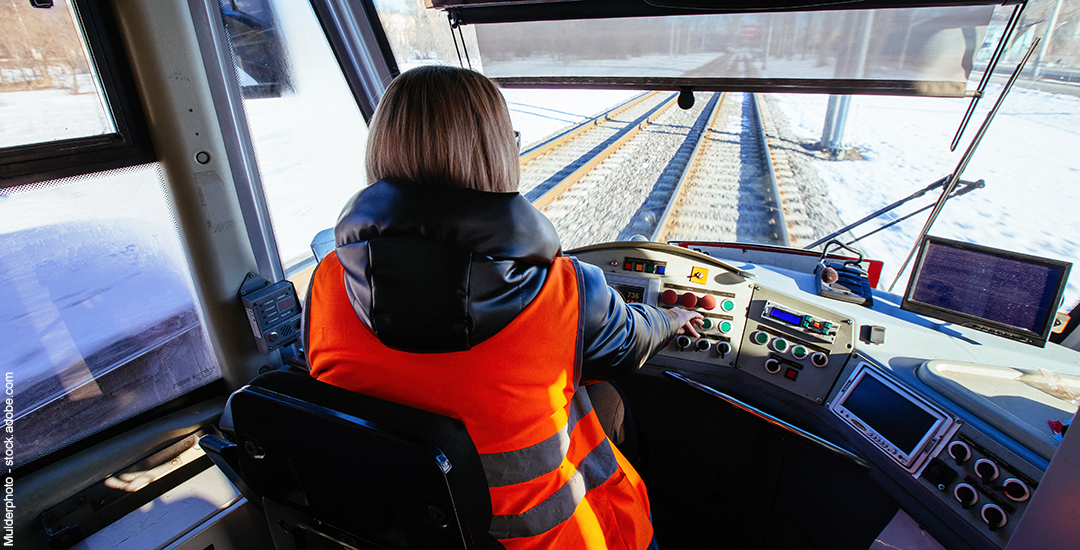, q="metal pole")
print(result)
[1034,0,1065,78]
[820,95,851,151]
[888,39,1040,292]
[820,11,874,152]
